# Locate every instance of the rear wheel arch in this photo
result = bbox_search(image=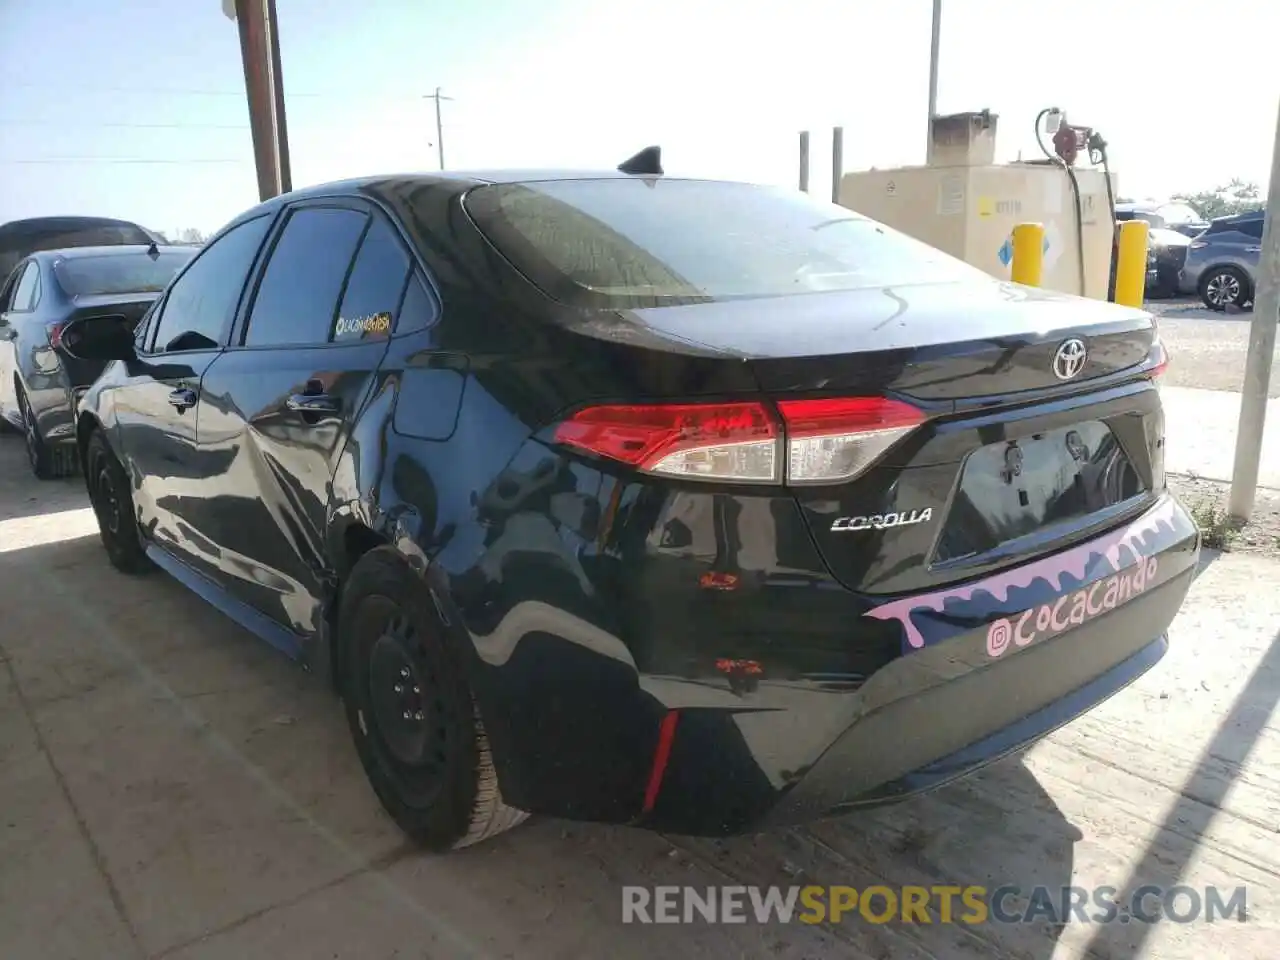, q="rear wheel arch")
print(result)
[324,517,391,690]
[76,410,103,459]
